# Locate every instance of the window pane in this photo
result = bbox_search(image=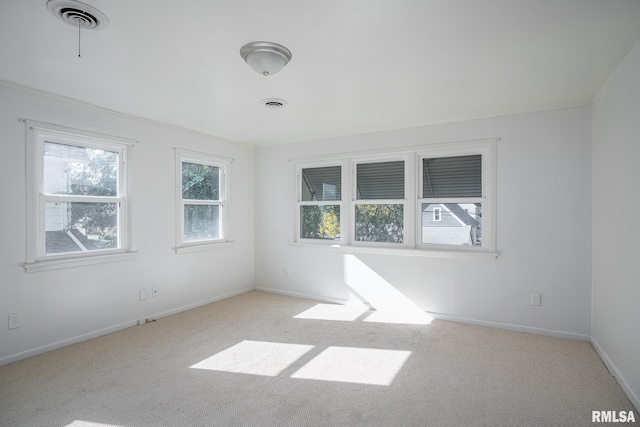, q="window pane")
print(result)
[44,142,118,196]
[184,204,220,242]
[355,204,404,243]
[421,203,482,246]
[356,161,404,200]
[301,166,341,201]
[45,201,118,254]
[182,162,220,201]
[423,155,481,198]
[300,205,340,240]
